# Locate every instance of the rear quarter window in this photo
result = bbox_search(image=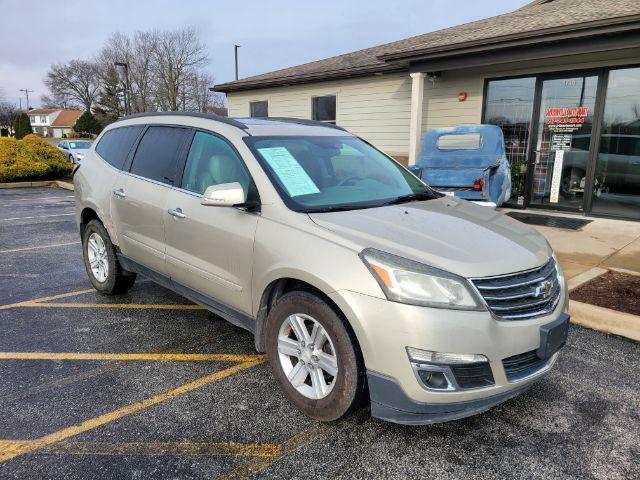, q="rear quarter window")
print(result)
[95,126,144,170]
